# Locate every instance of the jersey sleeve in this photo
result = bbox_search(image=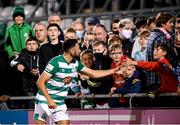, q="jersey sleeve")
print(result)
[77,60,85,72]
[44,57,59,75]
